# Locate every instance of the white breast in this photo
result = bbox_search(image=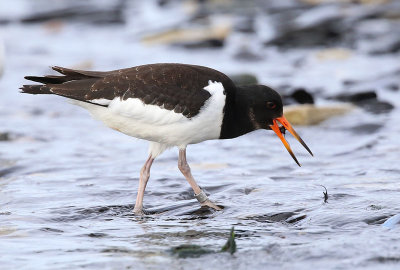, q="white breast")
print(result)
[78,81,226,149]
